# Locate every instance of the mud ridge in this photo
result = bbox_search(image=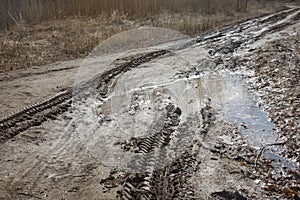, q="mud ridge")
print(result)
[96,50,171,98]
[197,8,300,56]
